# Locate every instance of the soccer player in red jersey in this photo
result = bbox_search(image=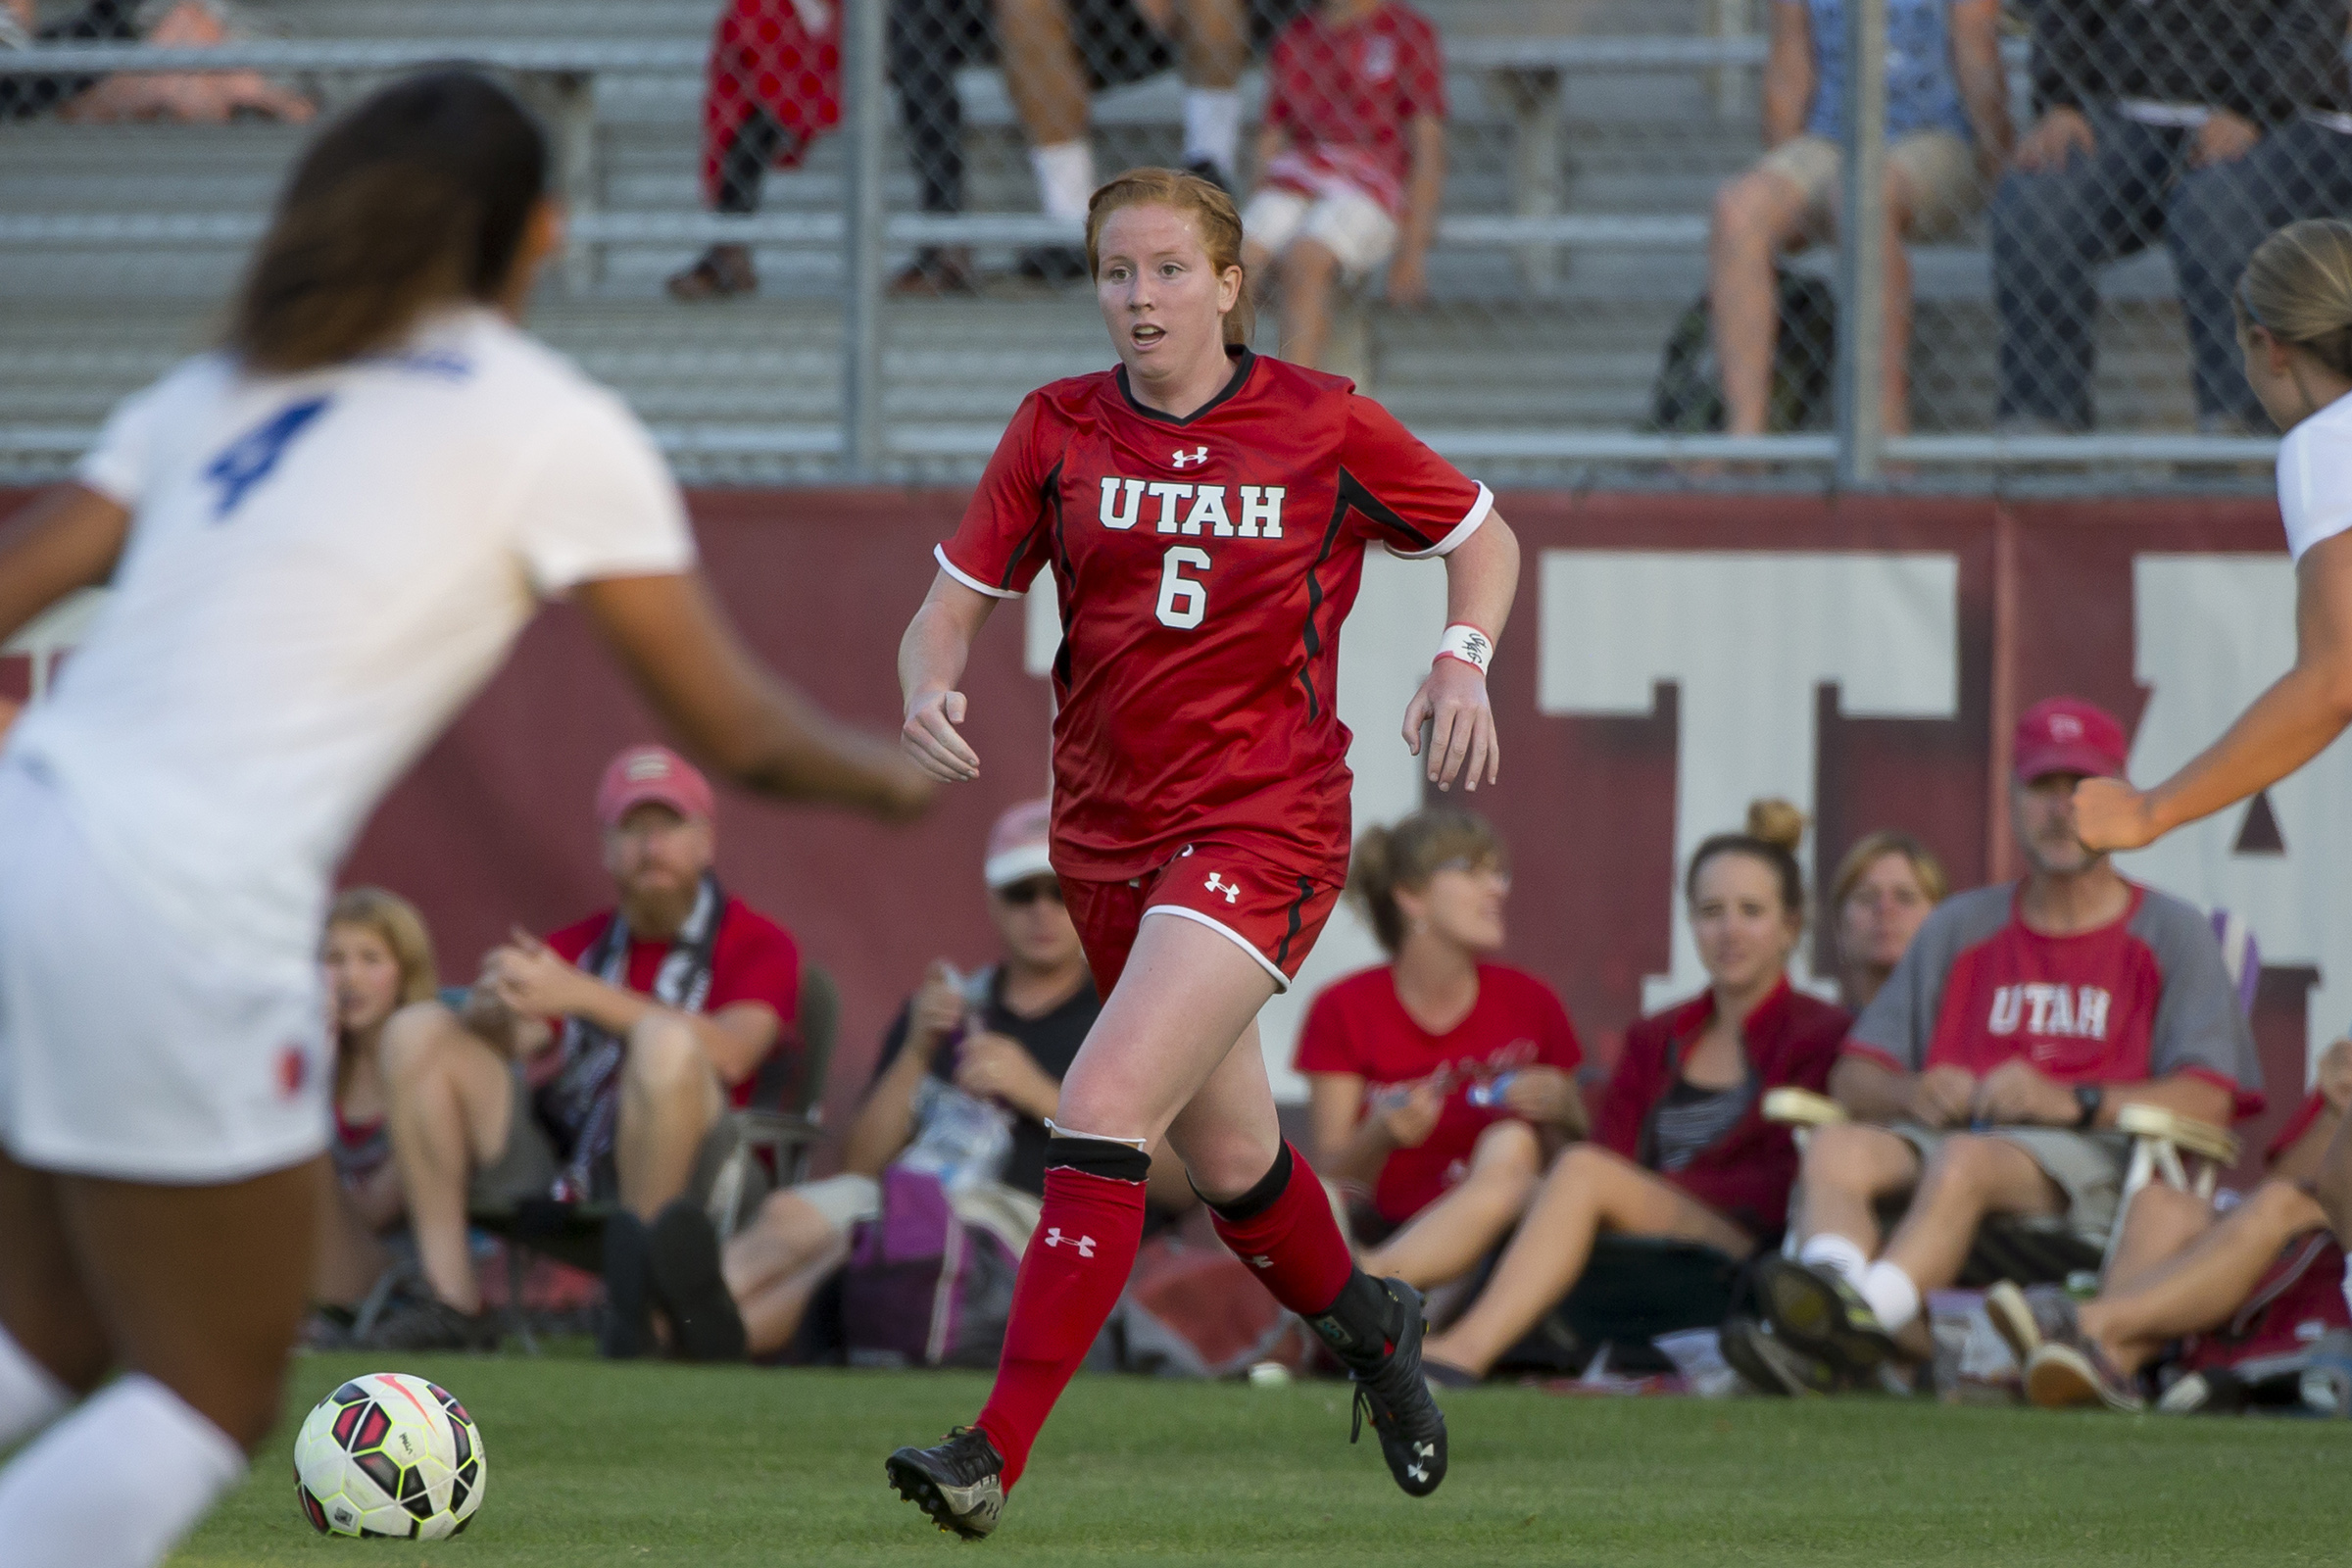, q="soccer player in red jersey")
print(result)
[883,167,1521,1538]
